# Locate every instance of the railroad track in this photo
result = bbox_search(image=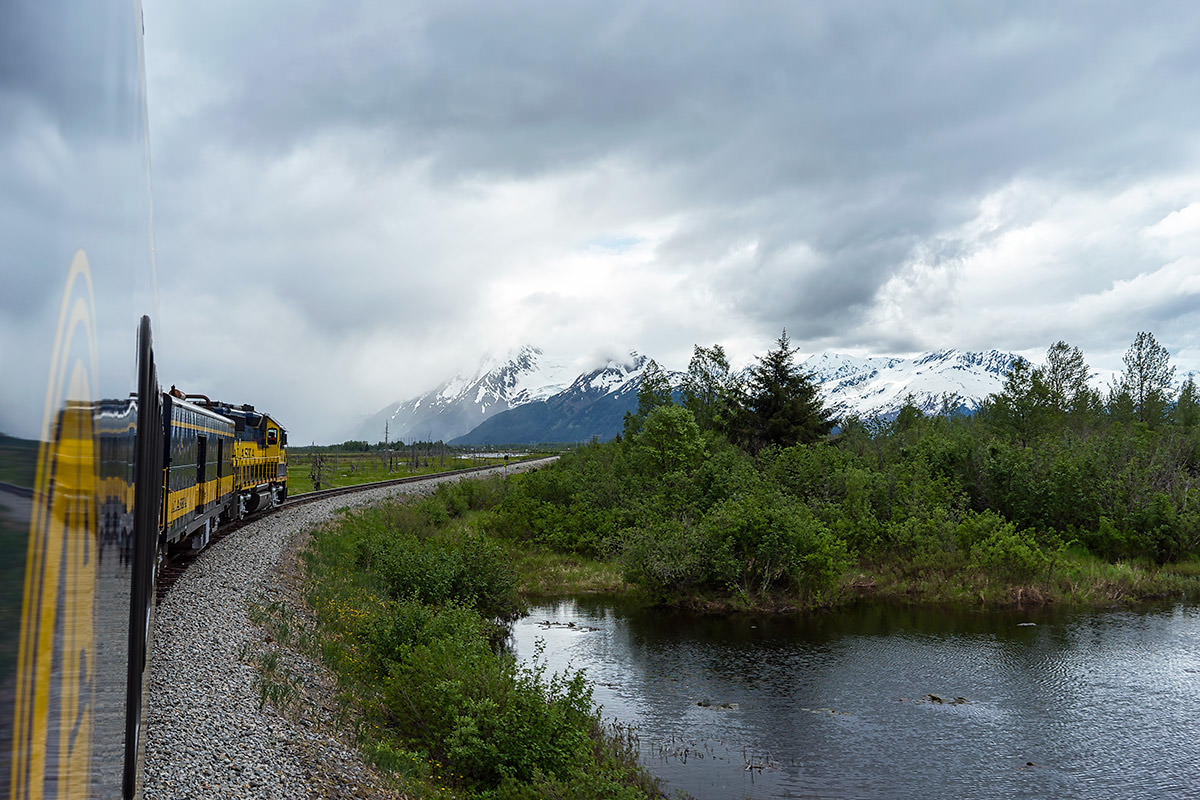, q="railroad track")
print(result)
[154,457,555,600]
[284,459,545,506]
